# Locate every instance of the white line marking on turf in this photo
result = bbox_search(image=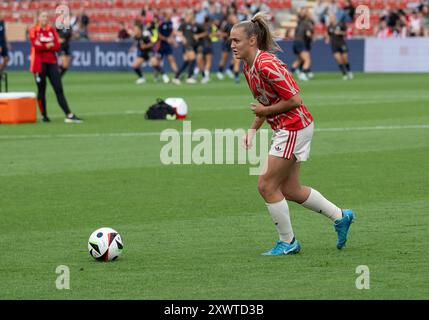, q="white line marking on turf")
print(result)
[1,125,429,140]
